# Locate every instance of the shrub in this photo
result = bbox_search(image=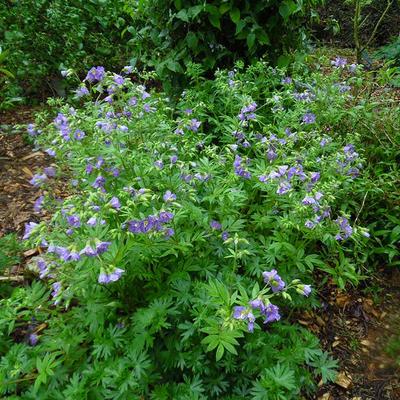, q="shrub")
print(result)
[125,0,323,91]
[0,0,130,103]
